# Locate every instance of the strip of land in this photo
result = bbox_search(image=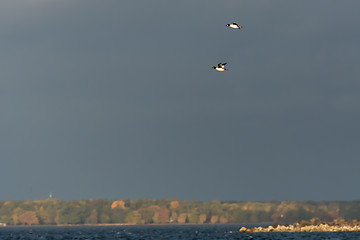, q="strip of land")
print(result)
[1,199,360,226]
[240,219,360,232]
